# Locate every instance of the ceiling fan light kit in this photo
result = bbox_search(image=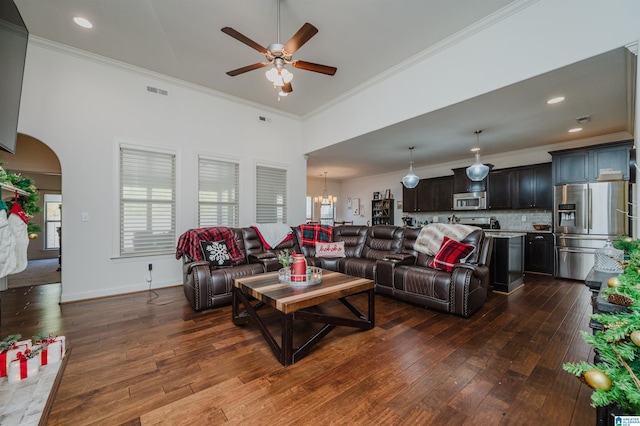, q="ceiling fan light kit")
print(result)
[466,130,490,182]
[402,147,420,189]
[221,0,336,97]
